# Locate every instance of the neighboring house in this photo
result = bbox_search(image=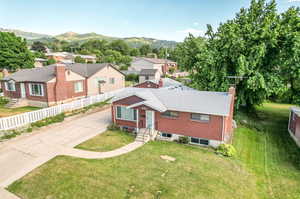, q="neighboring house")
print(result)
[34,58,48,68]
[134,77,186,89]
[288,107,300,147]
[139,69,160,83]
[129,57,177,75]
[46,52,97,64]
[111,87,235,147]
[1,63,124,107]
